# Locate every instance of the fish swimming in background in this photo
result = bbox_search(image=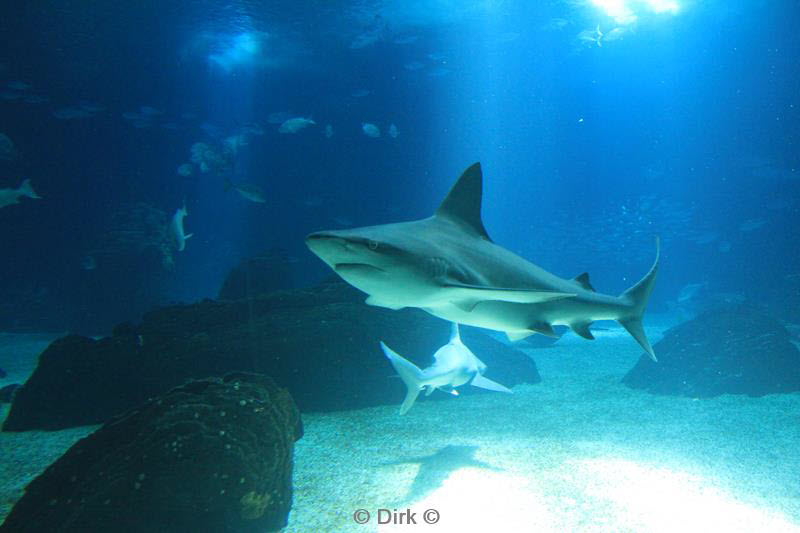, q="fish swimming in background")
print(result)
[324,124,333,138]
[388,123,399,138]
[362,123,381,138]
[380,323,512,414]
[279,117,316,134]
[306,162,660,360]
[0,179,41,209]
[170,202,193,251]
[224,178,266,203]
